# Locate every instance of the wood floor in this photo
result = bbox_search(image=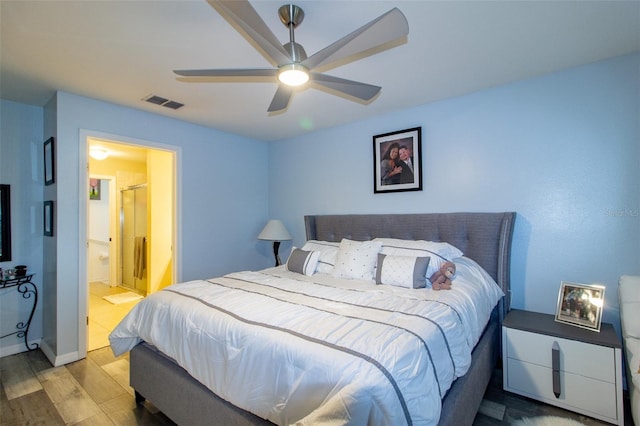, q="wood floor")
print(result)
[1,347,634,426]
